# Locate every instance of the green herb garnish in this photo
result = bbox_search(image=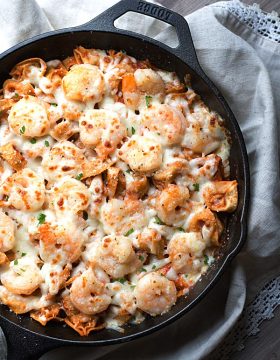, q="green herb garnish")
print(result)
[30,138,37,144]
[130,285,136,290]
[20,126,26,135]
[140,267,147,272]
[145,95,152,108]
[204,255,209,265]
[154,215,165,225]
[152,265,156,270]
[193,183,200,192]
[76,173,83,181]
[14,259,18,265]
[37,213,46,225]
[44,140,50,147]
[138,255,144,262]
[125,228,134,236]
[14,93,19,99]
[116,278,126,284]
[21,252,26,257]
[131,126,135,135]
[184,274,188,278]
[50,103,58,106]
[177,227,185,232]
[125,169,131,174]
